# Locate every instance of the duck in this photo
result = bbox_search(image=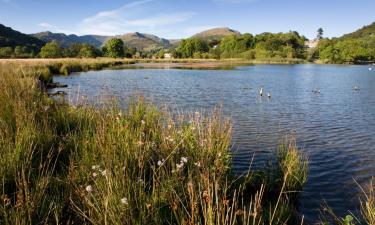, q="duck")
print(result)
[259,88,264,96]
[353,86,360,91]
[267,92,271,98]
[312,88,321,94]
